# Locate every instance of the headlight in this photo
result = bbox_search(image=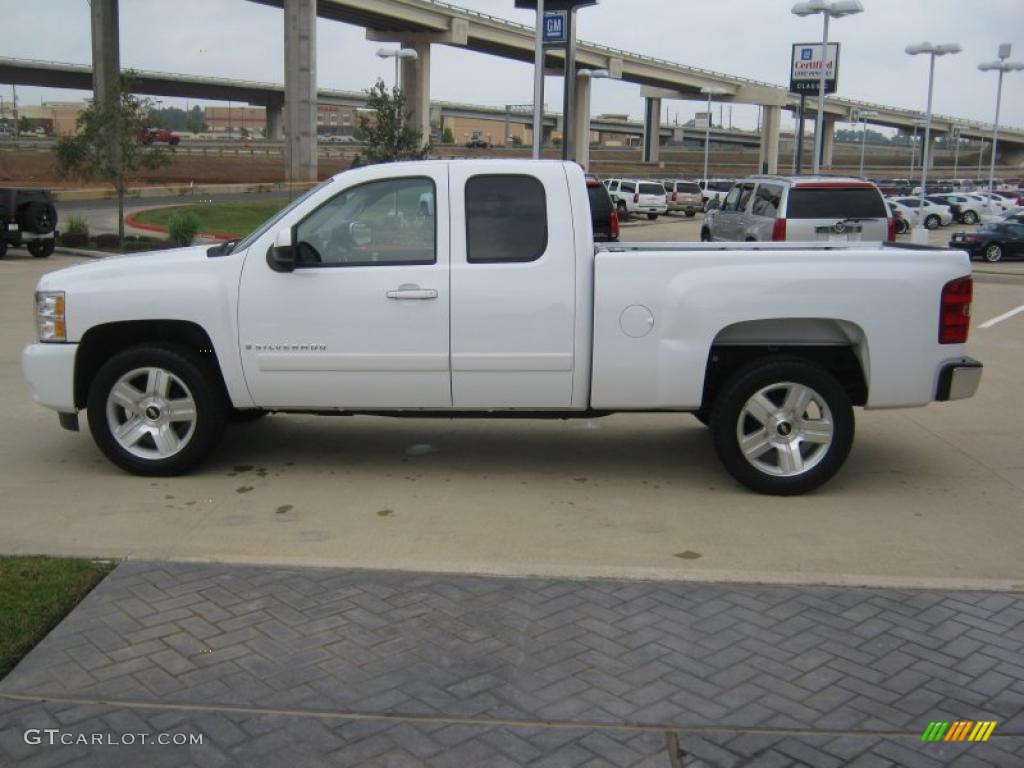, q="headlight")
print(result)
[36,291,66,342]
